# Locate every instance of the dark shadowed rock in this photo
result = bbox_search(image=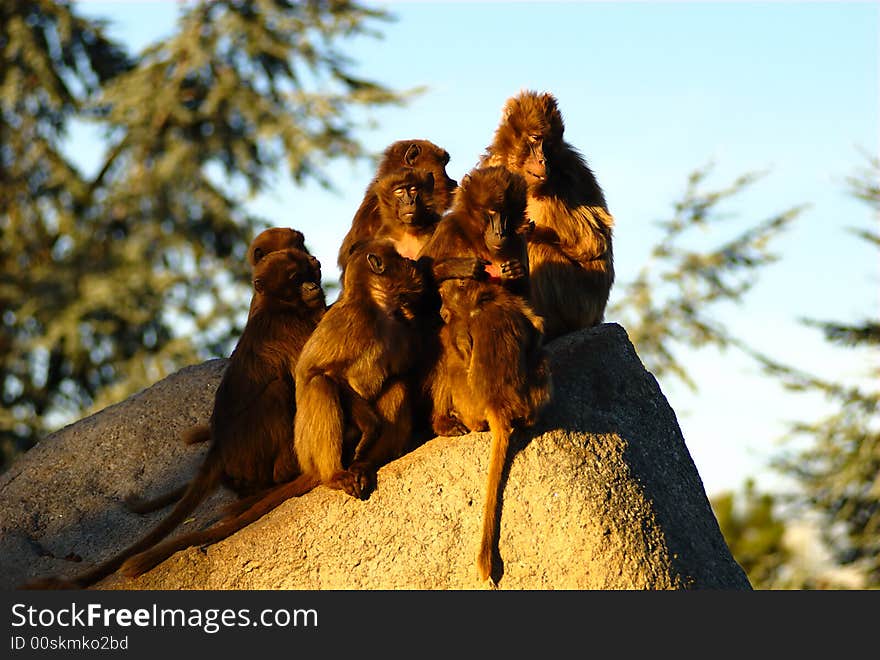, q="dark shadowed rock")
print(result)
[0,323,750,590]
